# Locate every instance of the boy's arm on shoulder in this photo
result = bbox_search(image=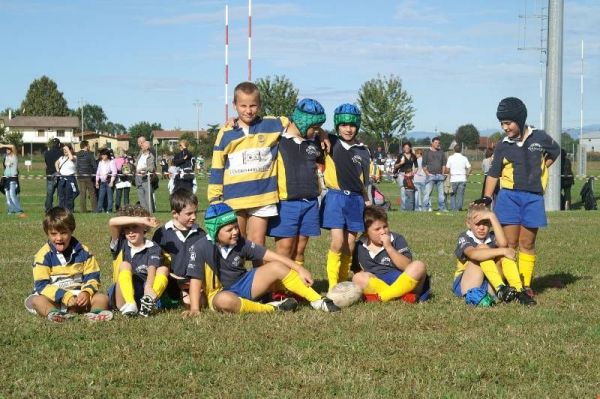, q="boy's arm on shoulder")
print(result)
[207,127,229,202]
